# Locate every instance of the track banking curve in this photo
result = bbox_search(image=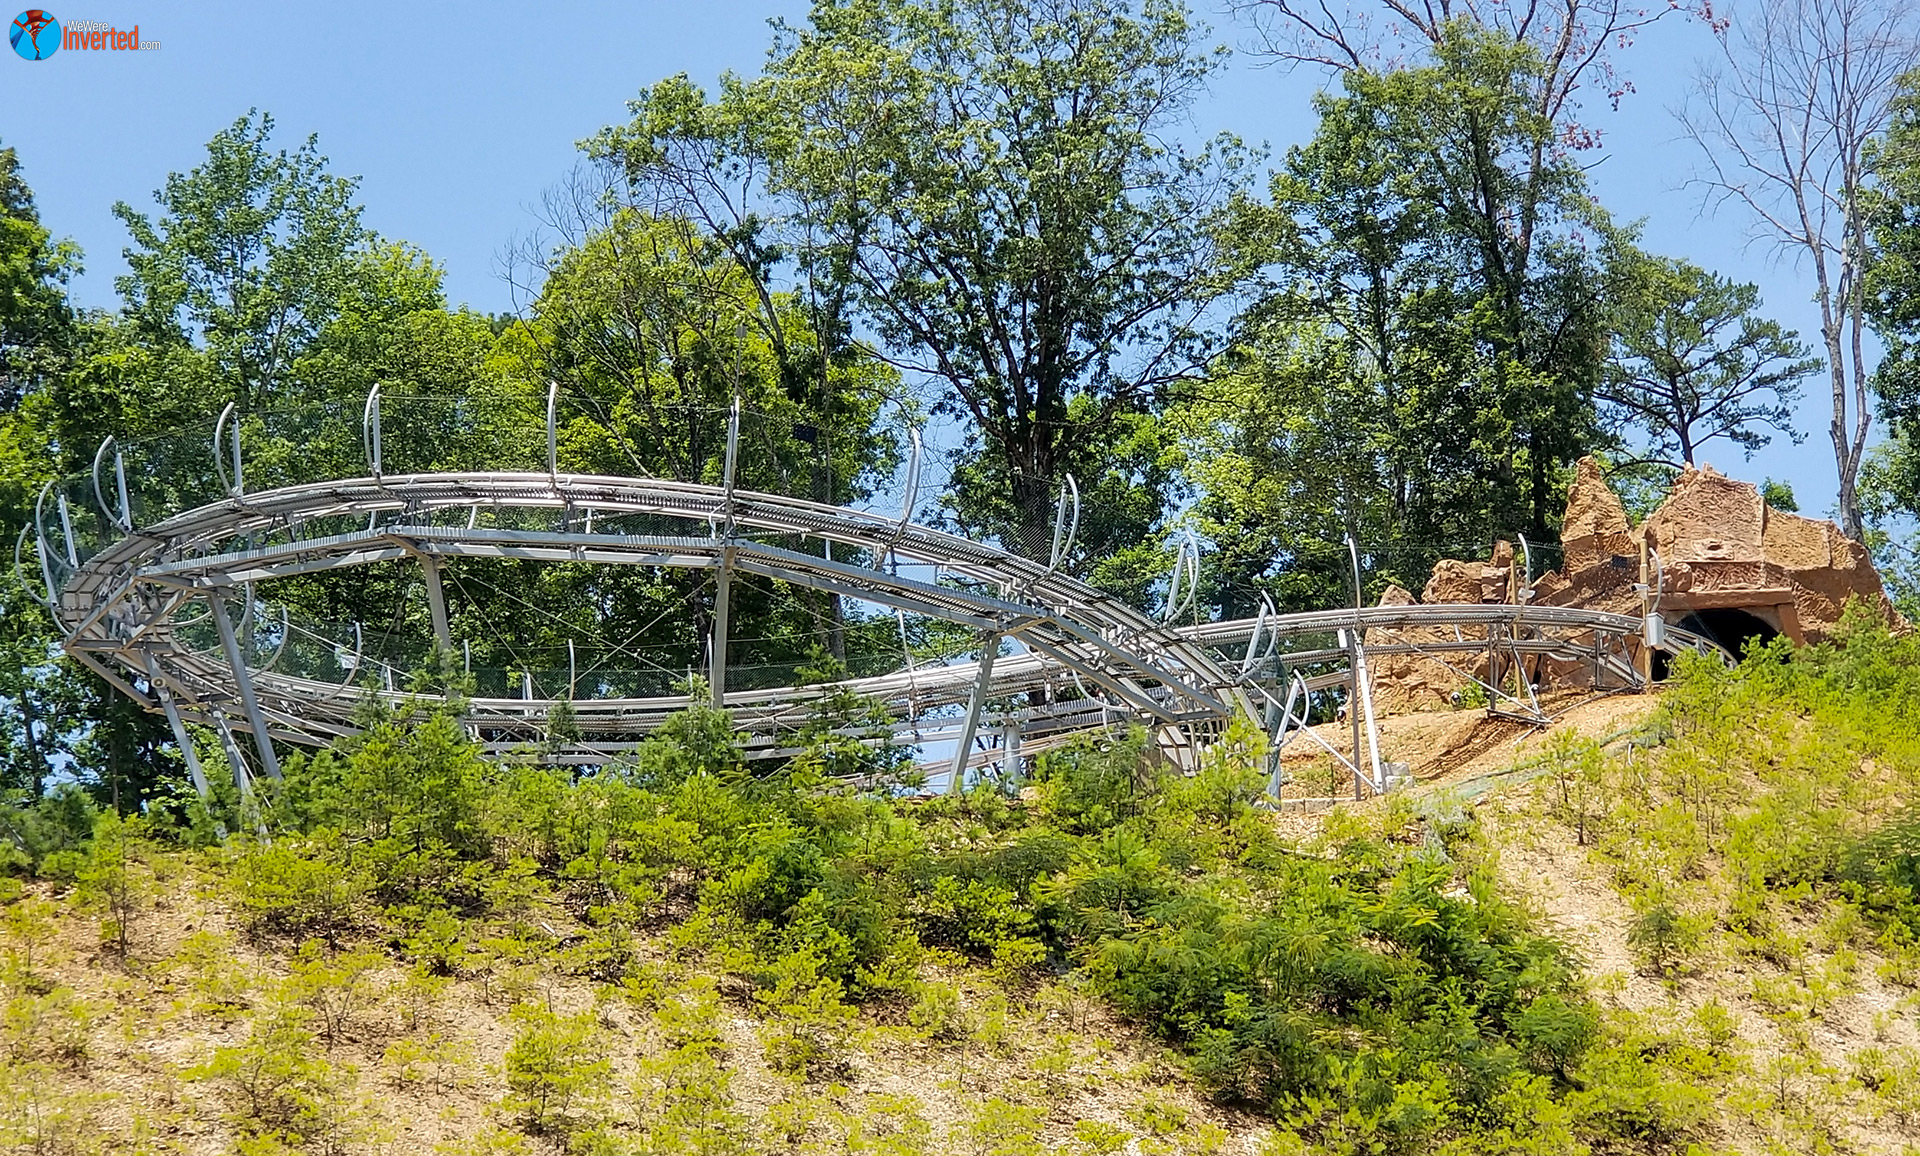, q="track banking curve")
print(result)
[27,392,1729,794]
